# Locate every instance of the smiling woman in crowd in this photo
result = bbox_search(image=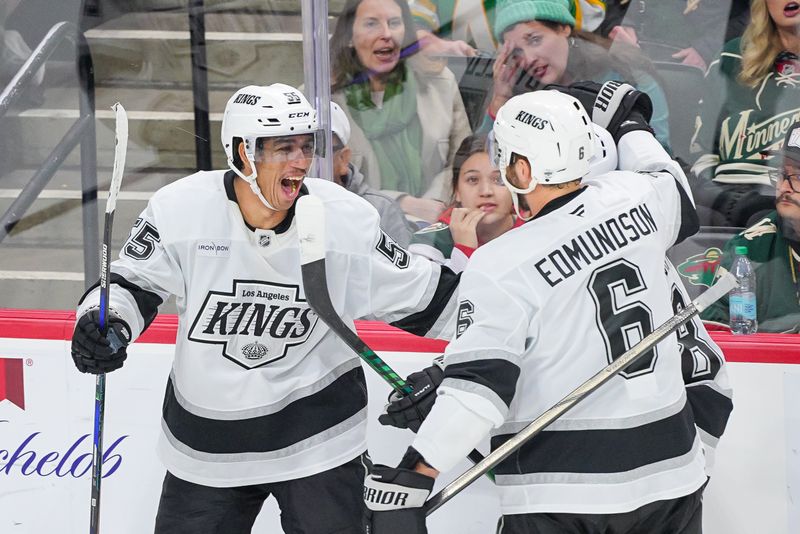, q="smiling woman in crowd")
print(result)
[330,0,471,223]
